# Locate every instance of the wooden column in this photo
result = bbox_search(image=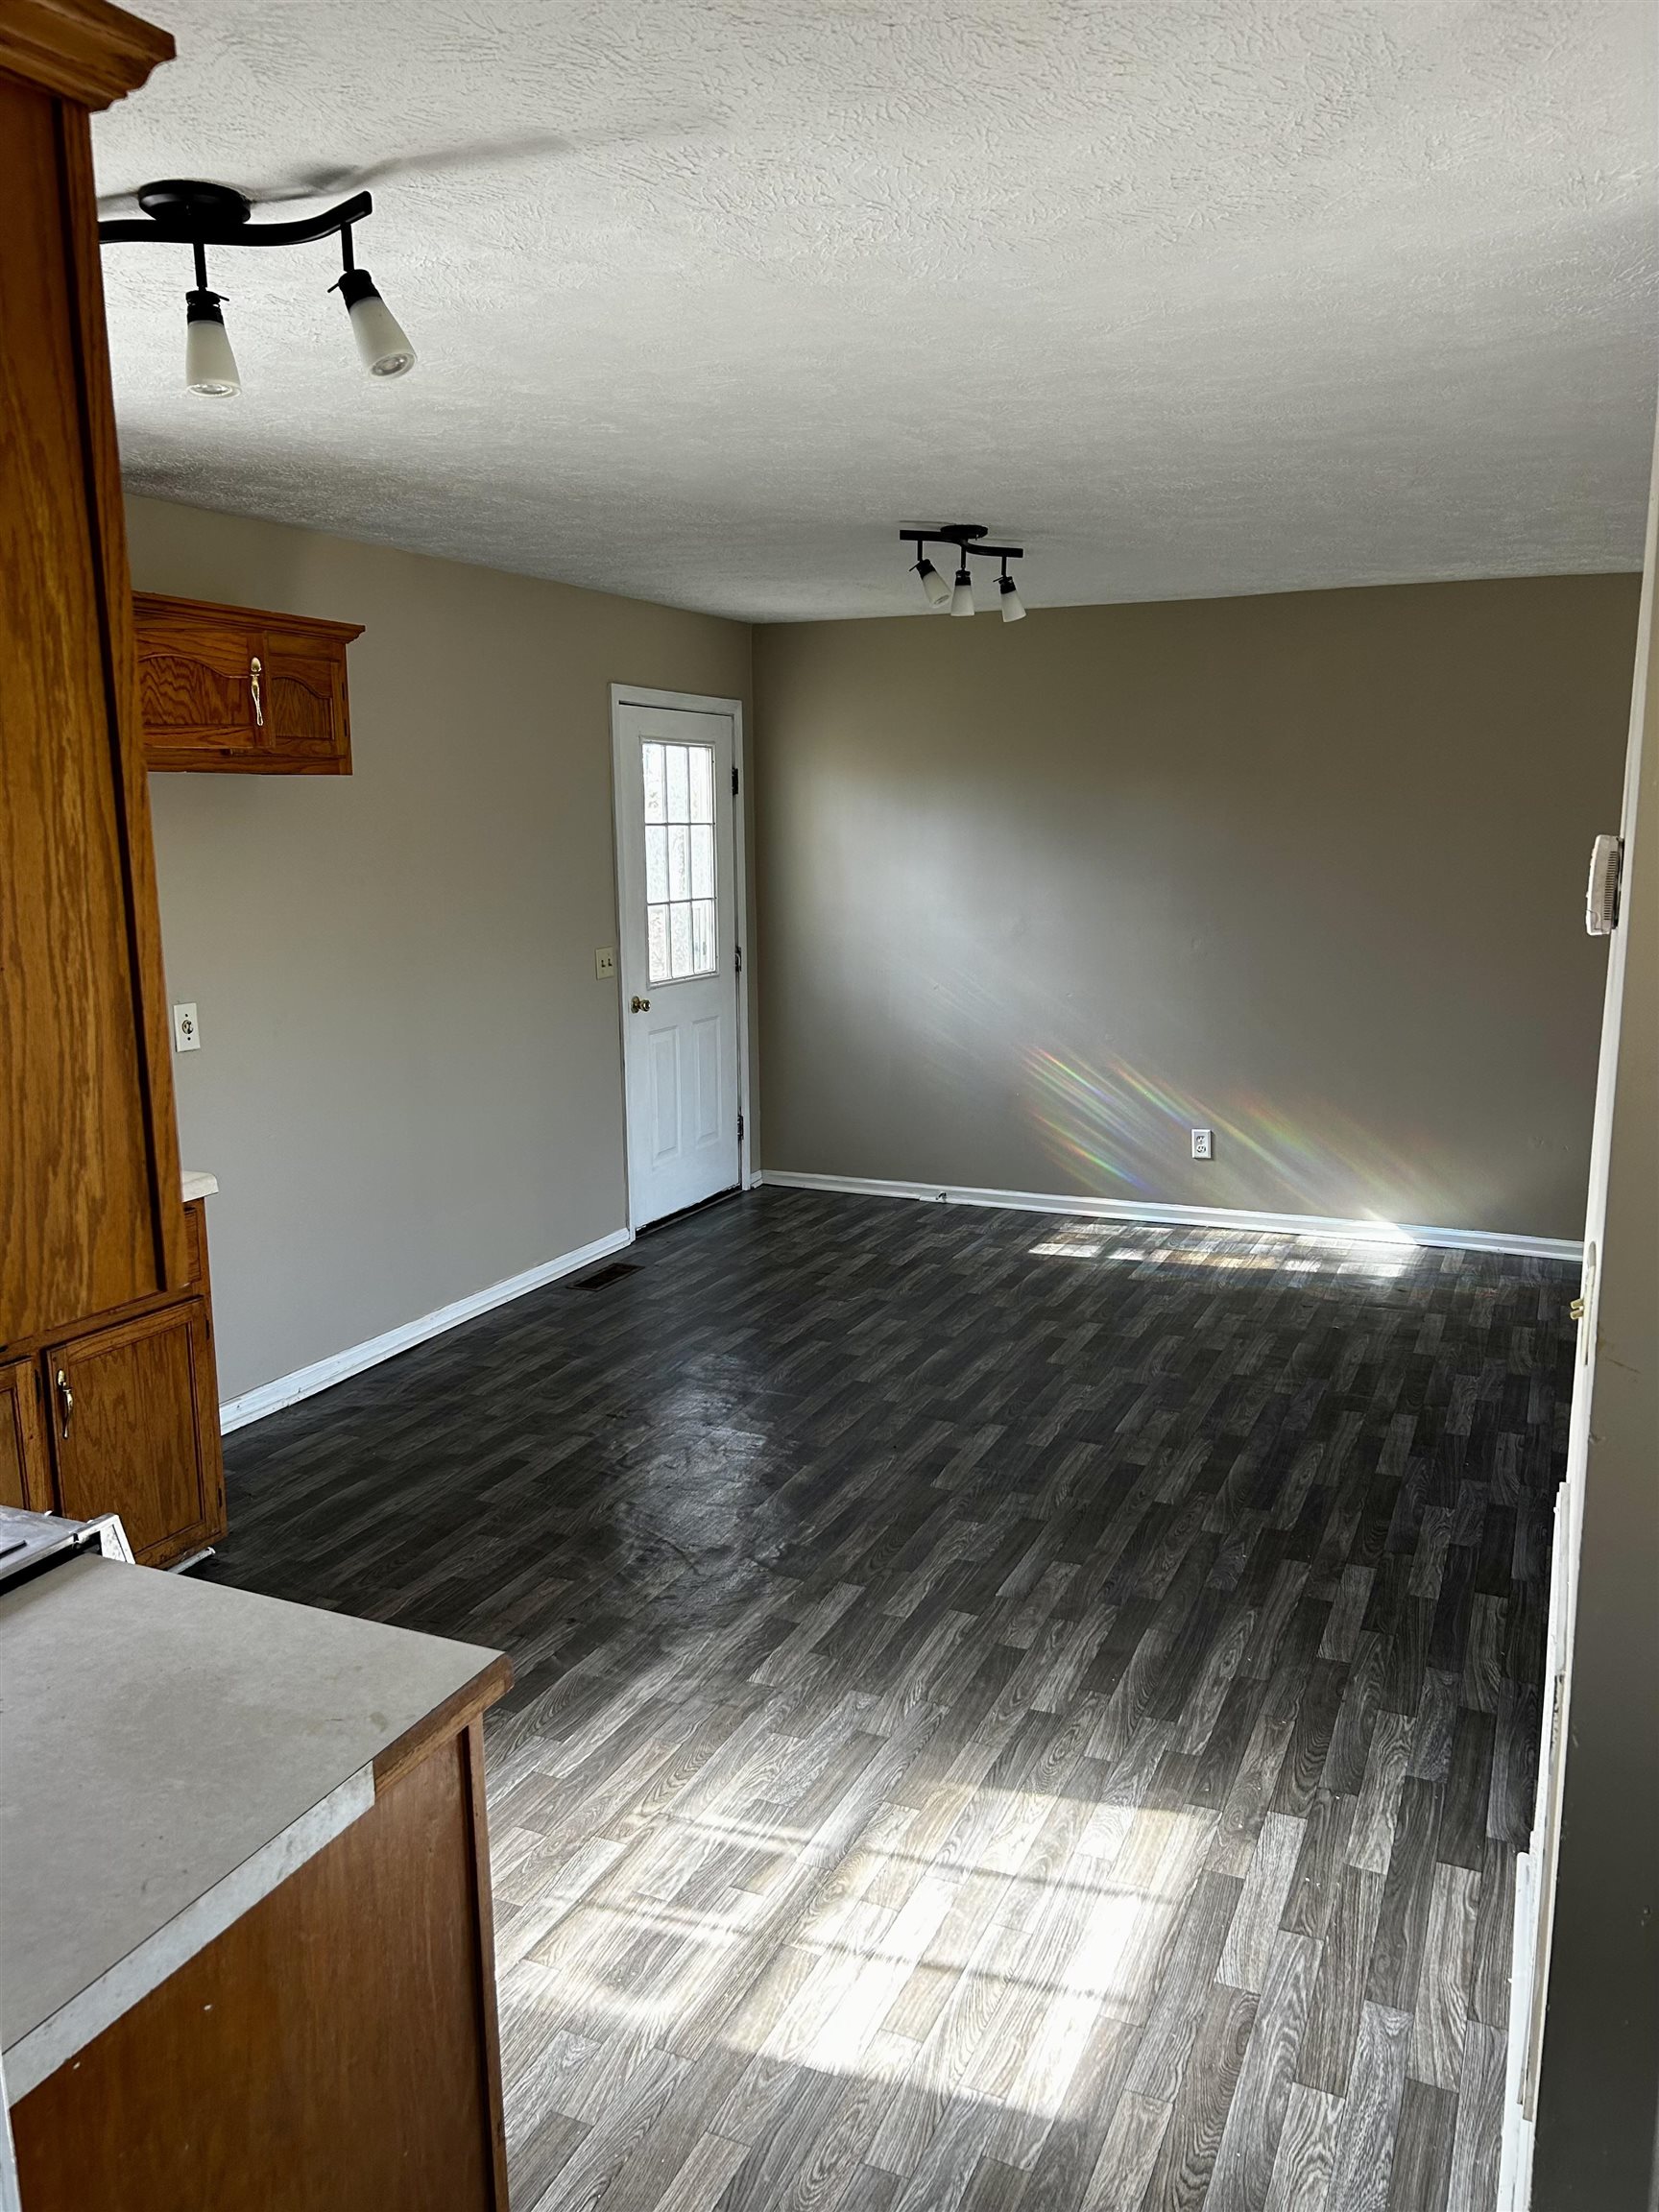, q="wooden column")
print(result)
[0,0,183,1351]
